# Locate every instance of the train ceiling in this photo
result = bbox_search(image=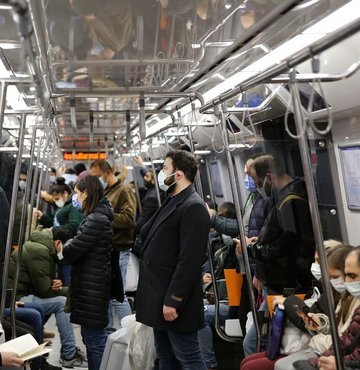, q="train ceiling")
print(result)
[0,0,359,153]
